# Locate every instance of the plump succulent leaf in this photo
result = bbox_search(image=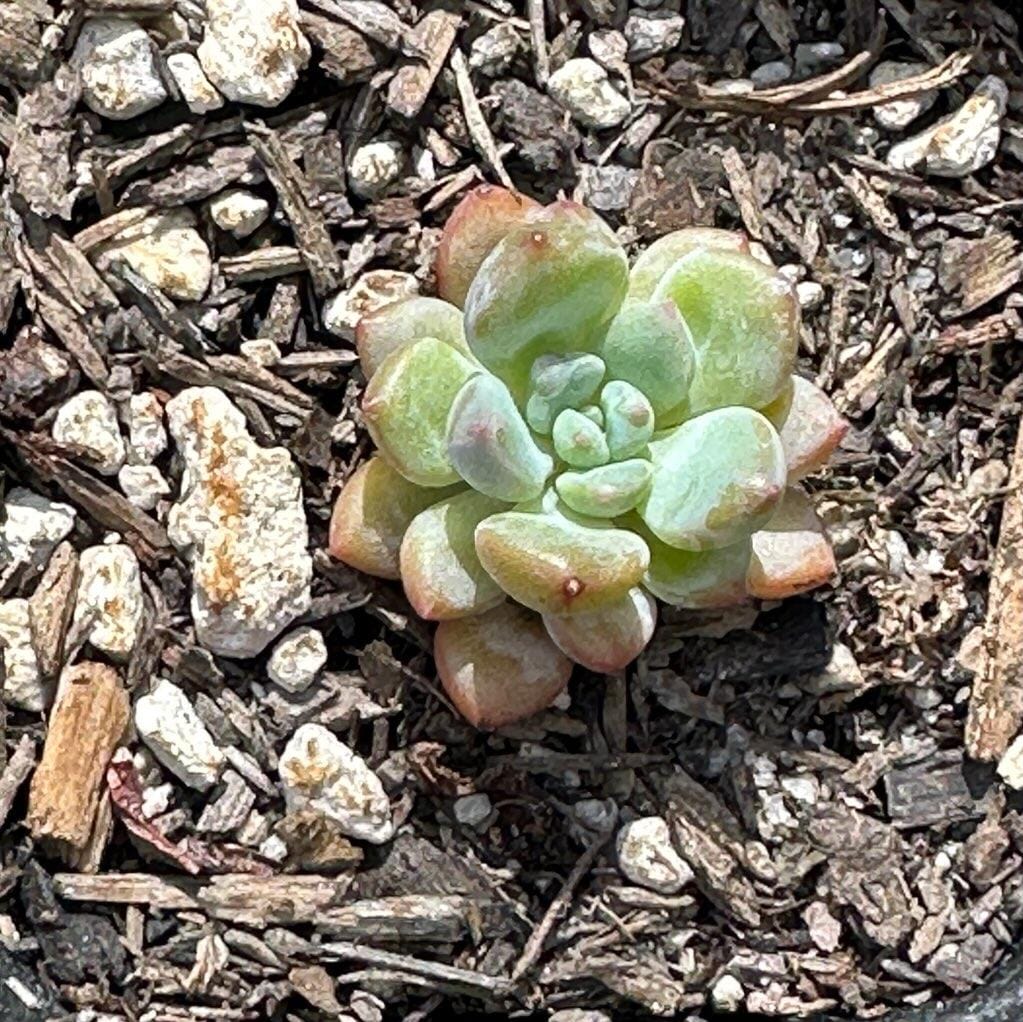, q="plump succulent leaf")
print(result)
[363,337,479,487]
[355,296,470,379]
[641,407,785,550]
[435,184,541,308]
[446,373,554,502]
[543,587,656,673]
[580,405,604,426]
[475,511,649,615]
[599,301,695,421]
[600,380,655,459]
[556,459,652,519]
[628,227,750,301]
[328,457,461,580]
[654,249,798,415]
[747,486,837,599]
[464,201,628,397]
[435,602,573,728]
[552,408,610,468]
[525,353,605,435]
[772,375,848,482]
[400,490,507,620]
